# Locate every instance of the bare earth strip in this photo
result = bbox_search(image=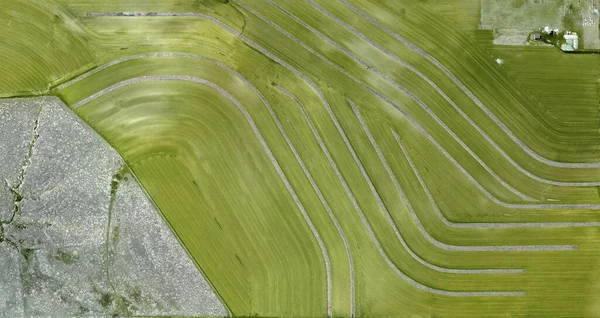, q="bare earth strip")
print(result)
[297,0,600,187]
[80,12,525,297]
[230,0,536,202]
[74,75,334,316]
[349,99,576,252]
[337,0,600,168]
